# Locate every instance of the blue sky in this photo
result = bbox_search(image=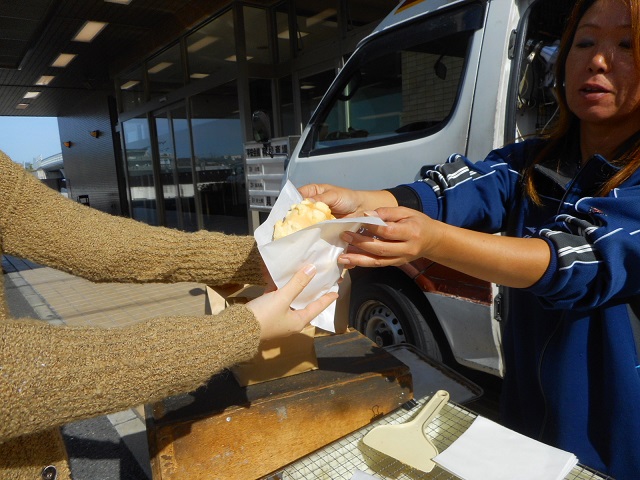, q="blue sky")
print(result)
[0,116,61,166]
